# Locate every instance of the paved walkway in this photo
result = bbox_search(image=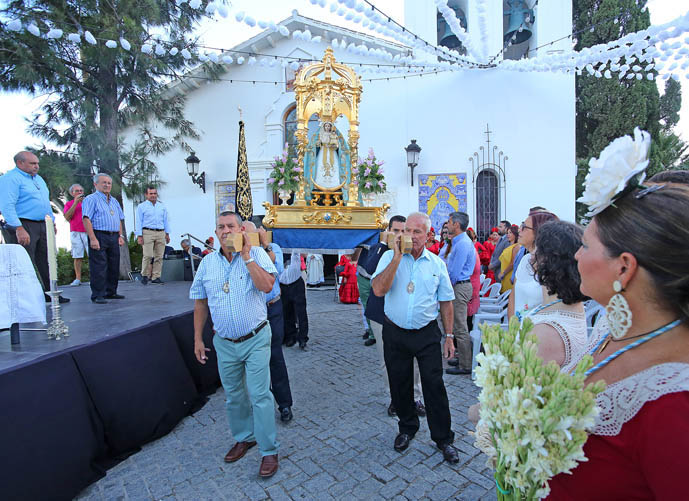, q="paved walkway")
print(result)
[77,289,495,500]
